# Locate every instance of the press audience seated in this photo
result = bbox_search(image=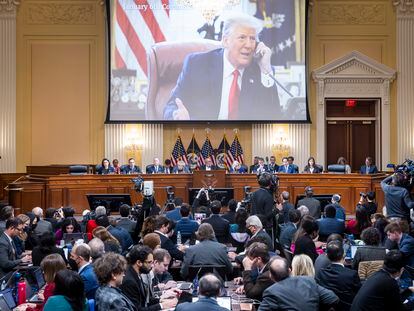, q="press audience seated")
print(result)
[95,215,133,253]
[201,200,230,244]
[32,207,53,239]
[385,222,414,266]
[116,204,137,239]
[55,217,80,245]
[317,205,345,241]
[291,254,315,277]
[154,216,184,261]
[245,215,272,250]
[152,248,176,290]
[92,226,121,253]
[143,232,162,250]
[221,199,237,224]
[86,205,106,241]
[314,234,343,275]
[0,206,14,234]
[88,237,105,262]
[293,217,320,262]
[352,227,386,270]
[32,231,66,266]
[279,209,301,249]
[175,204,199,243]
[297,186,321,219]
[229,208,250,253]
[345,206,371,239]
[277,191,294,224]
